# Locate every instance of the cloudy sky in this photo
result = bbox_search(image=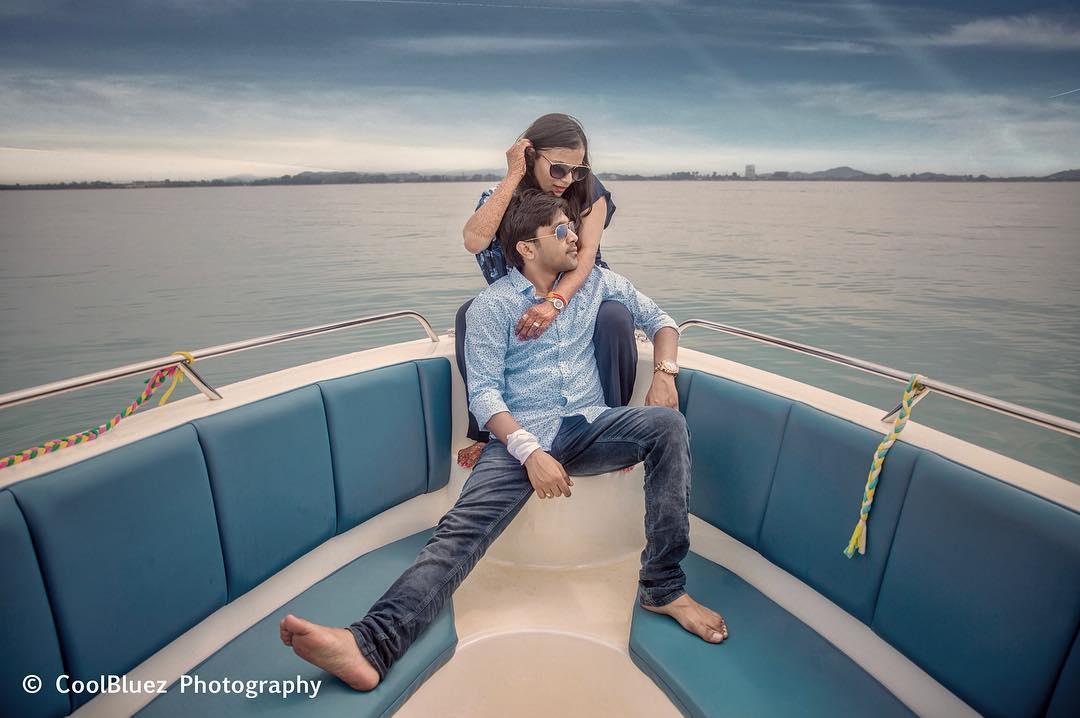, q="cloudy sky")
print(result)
[1,0,1078,182]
